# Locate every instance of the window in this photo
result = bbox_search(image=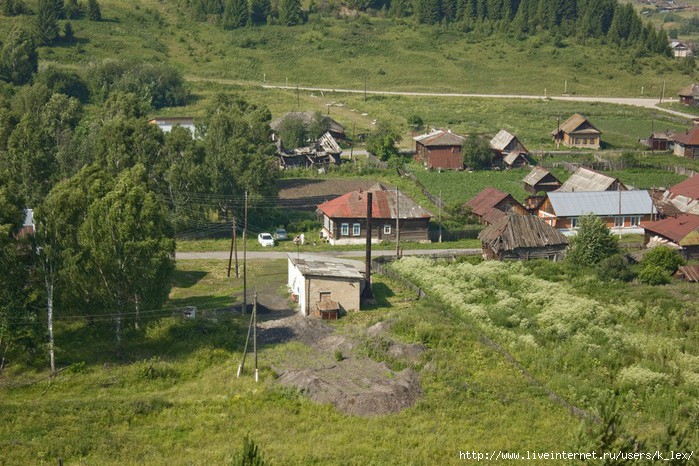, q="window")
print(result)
[614,216,624,228]
[570,217,578,229]
[629,216,640,227]
[341,223,349,236]
[319,291,332,302]
[383,224,392,235]
[352,223,361,236]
